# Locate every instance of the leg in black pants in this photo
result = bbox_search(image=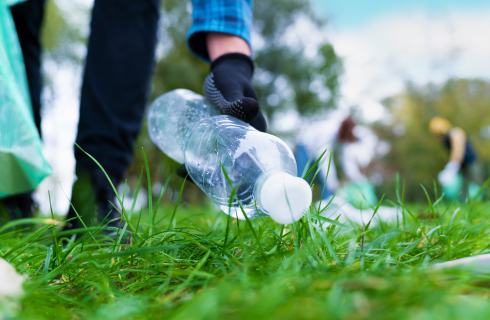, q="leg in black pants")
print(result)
[1,0,46,222]
[66,0,160,231]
